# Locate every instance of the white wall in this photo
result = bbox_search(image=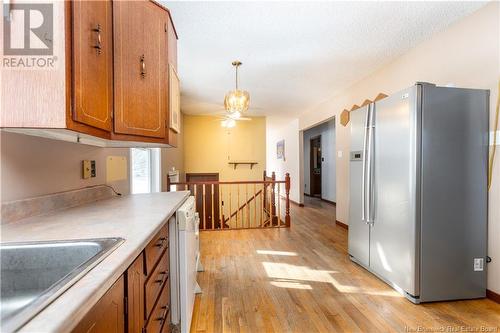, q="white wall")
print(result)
[1,132,130,202]
[161,115,184,190]
[296,3,500,294]
[266,117,301,203]
[303,119,336,202]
